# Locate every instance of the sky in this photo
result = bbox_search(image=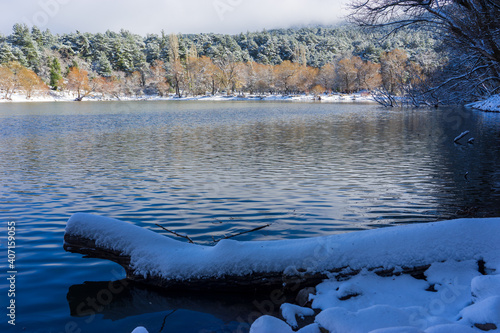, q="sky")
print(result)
[0,0,348,36]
